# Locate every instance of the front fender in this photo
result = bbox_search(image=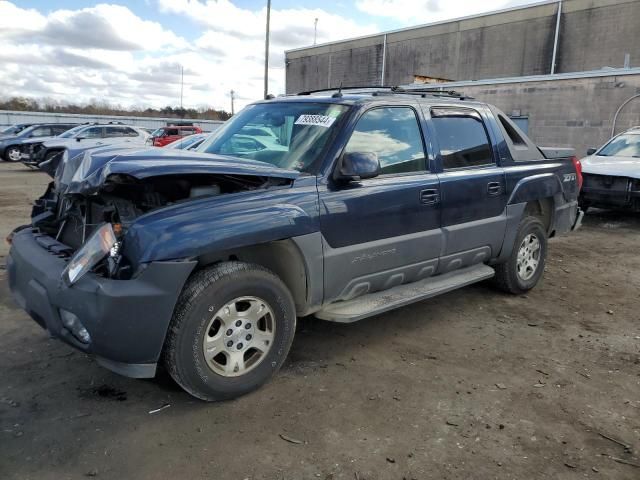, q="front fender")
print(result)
[123,186,319,265]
